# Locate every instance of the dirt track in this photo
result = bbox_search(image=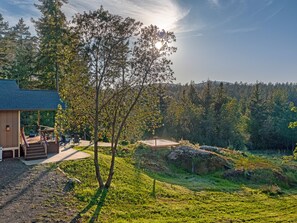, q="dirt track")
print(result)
[0,159,78,223]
